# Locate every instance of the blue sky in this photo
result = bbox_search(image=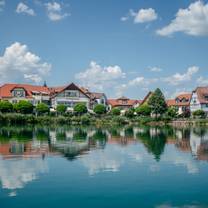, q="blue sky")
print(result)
[0,0,208,99]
